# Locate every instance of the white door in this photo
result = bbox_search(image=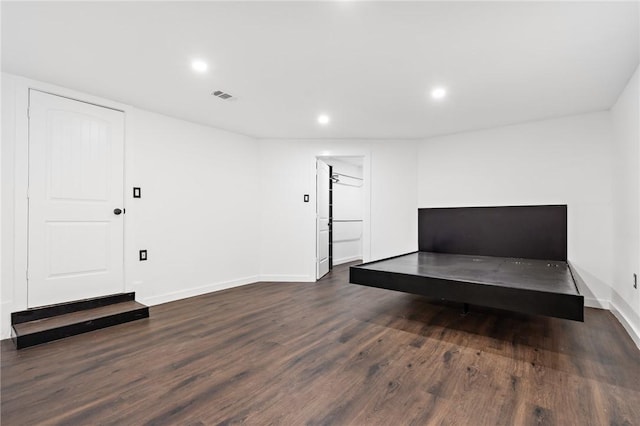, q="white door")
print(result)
[316,159,330,279]
[28,90,125,307]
